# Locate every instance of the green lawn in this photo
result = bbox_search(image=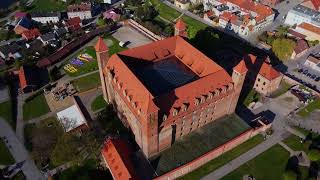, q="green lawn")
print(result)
[64,36,126,77]
[0,139,15,165]
[91,95,106,112]
[297,99,320,118]
[243,89,261,107]
[72,72,101,93]
[179,135,264,180]
[23,93,50,121]
[27,0,66,12]
[283,134,309,152]
[0,101,15,129]
[222,145,290,180]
